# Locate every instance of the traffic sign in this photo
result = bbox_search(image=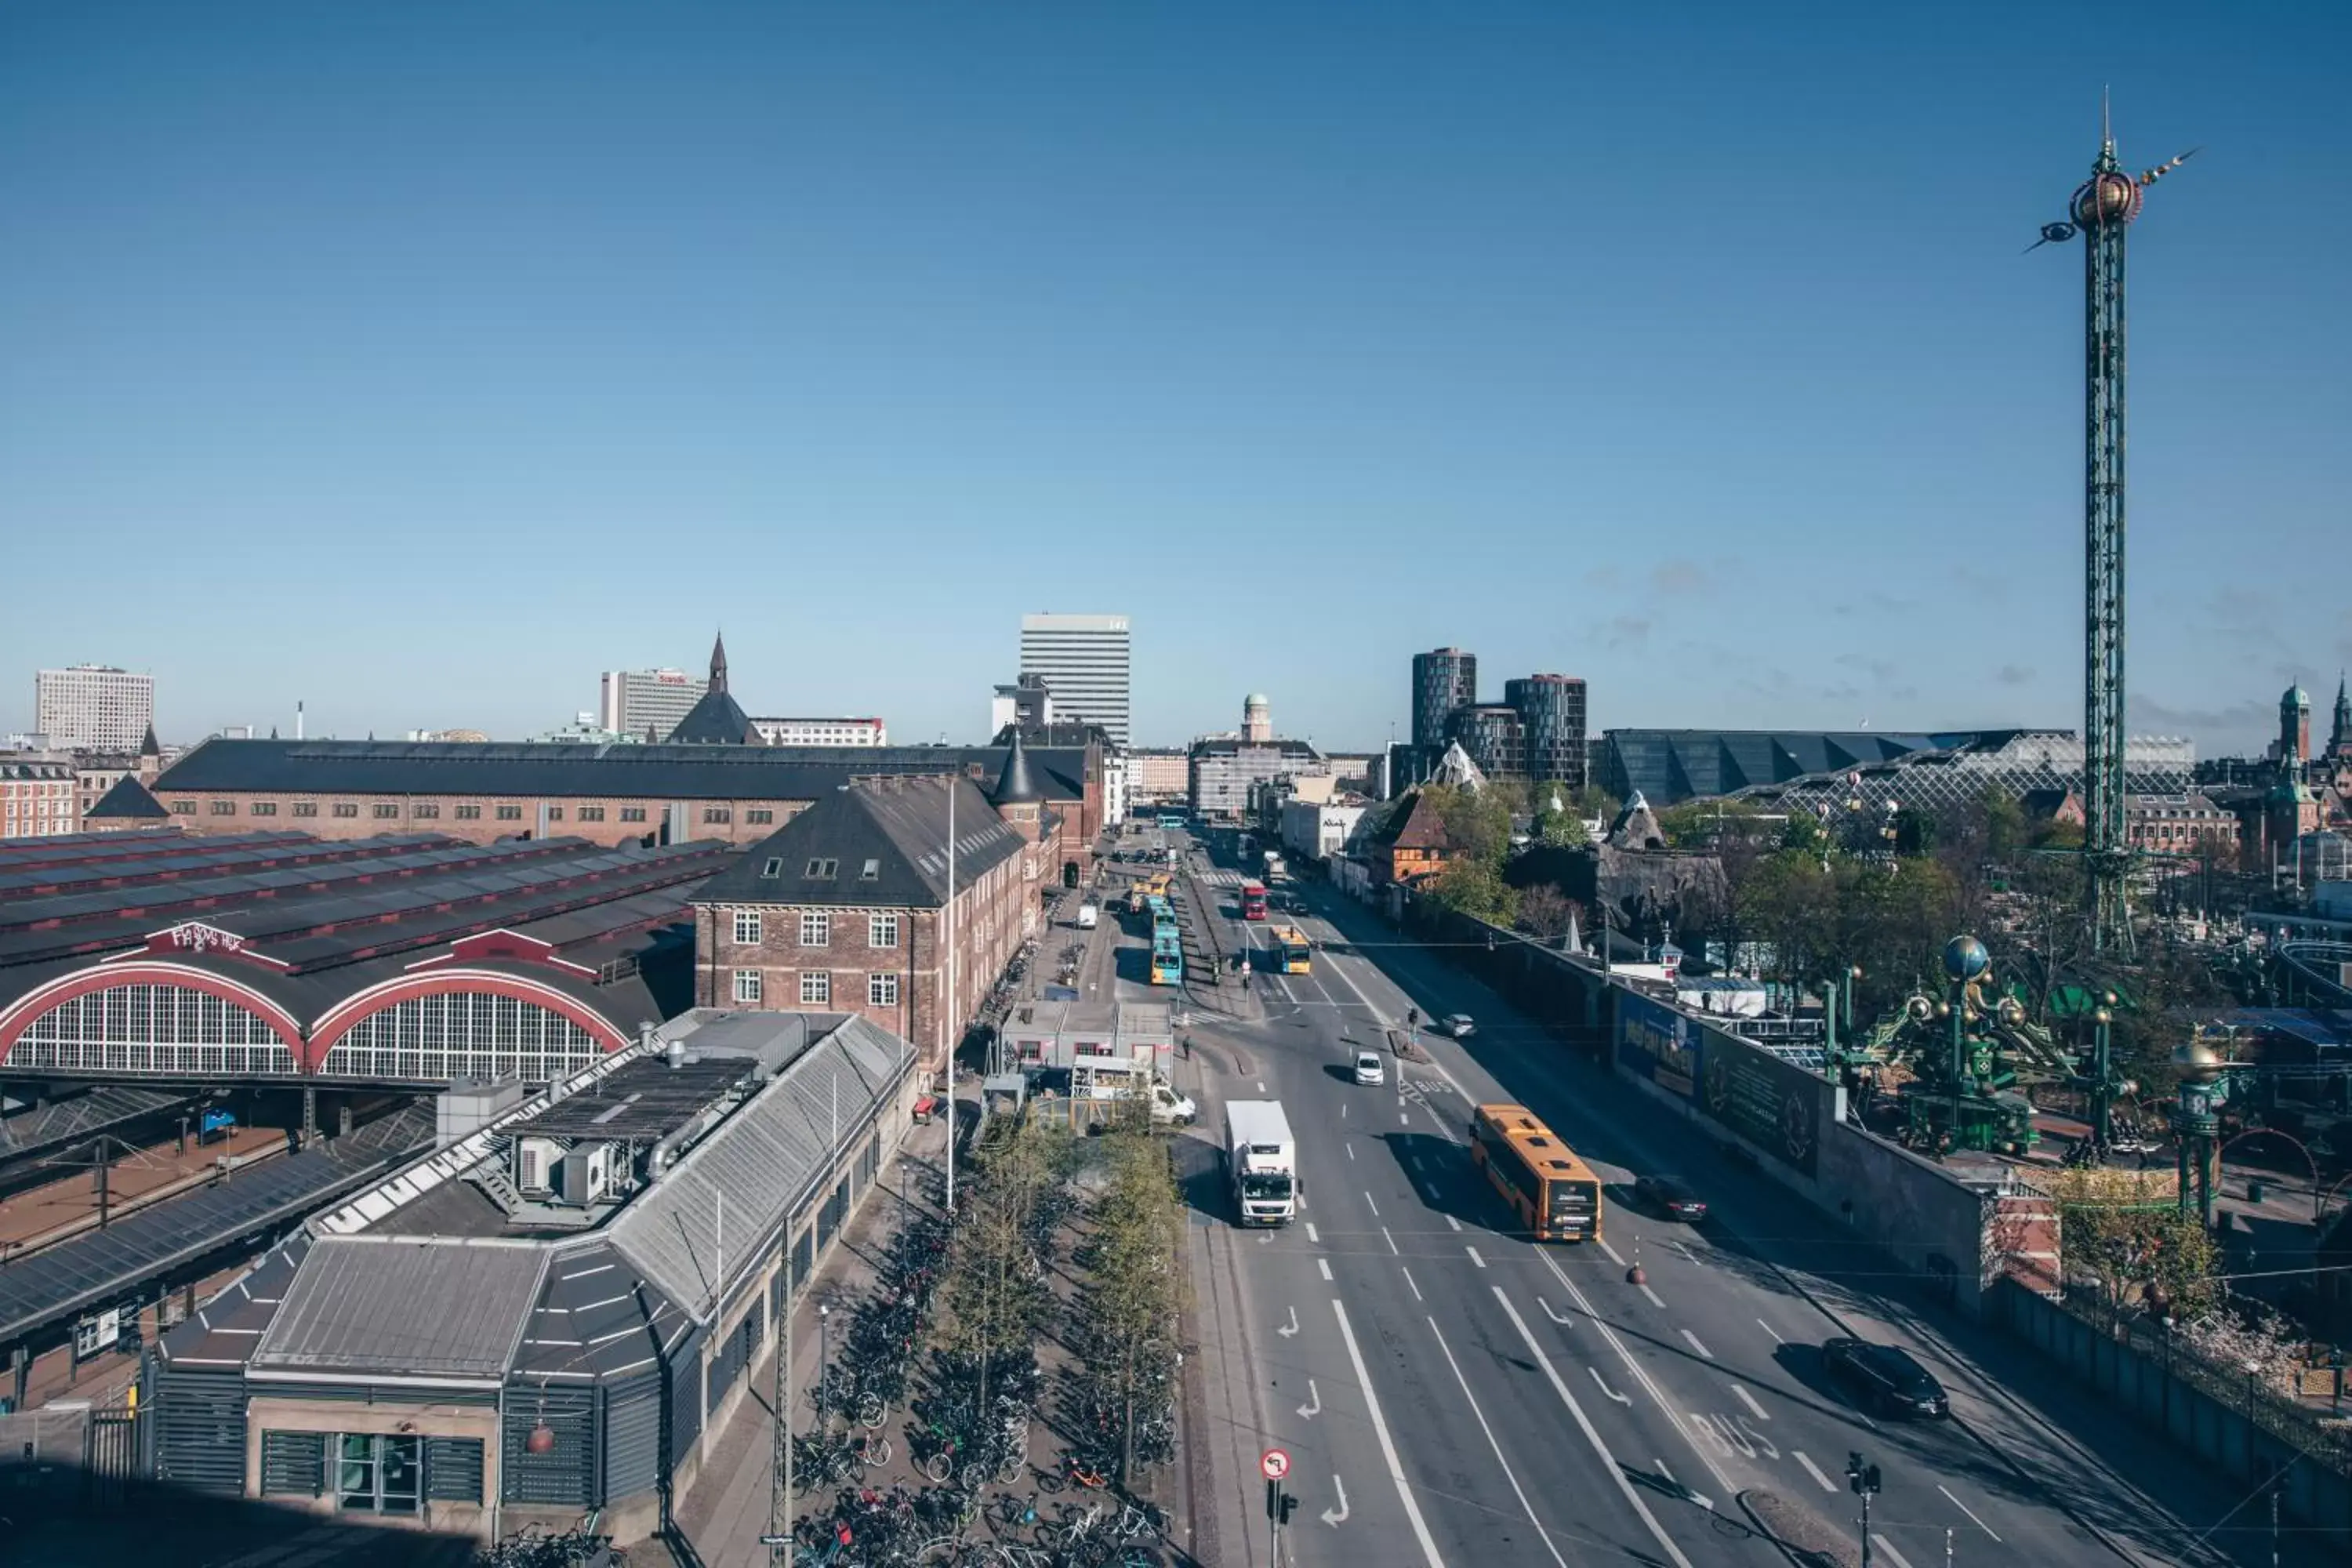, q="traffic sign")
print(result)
[1261,1446,1290,1481]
